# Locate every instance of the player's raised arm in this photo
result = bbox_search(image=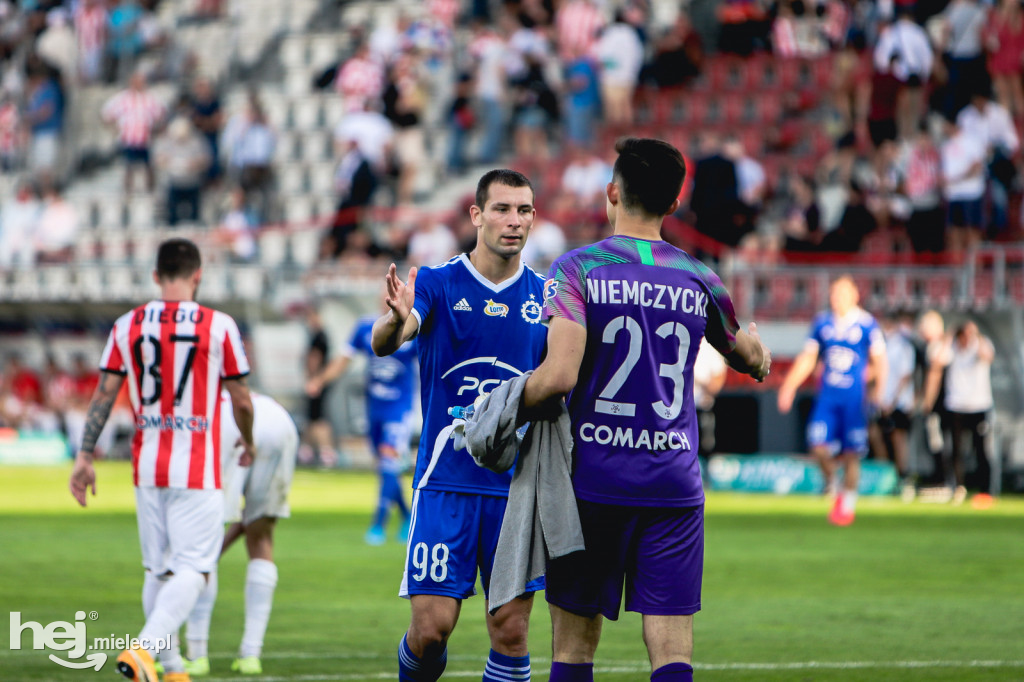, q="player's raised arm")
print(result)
[69,370,125,506]
[724,322,772,383]
[372,263,419,357]
[225,375,256,465]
